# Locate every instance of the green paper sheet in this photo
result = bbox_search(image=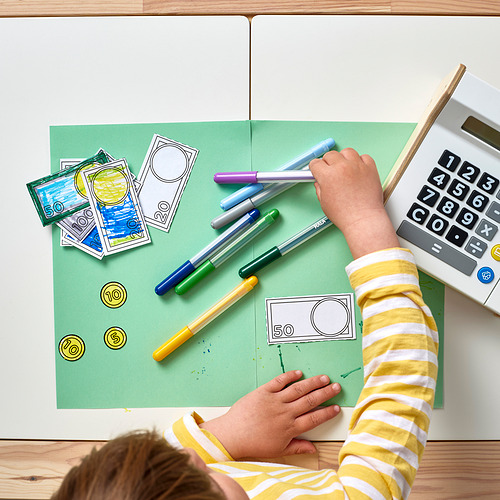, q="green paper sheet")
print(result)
[51,120,444,409]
